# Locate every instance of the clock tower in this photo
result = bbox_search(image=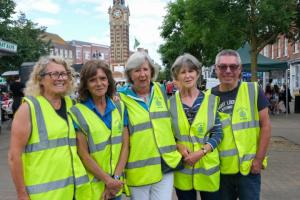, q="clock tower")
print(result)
[108,0,130,79]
